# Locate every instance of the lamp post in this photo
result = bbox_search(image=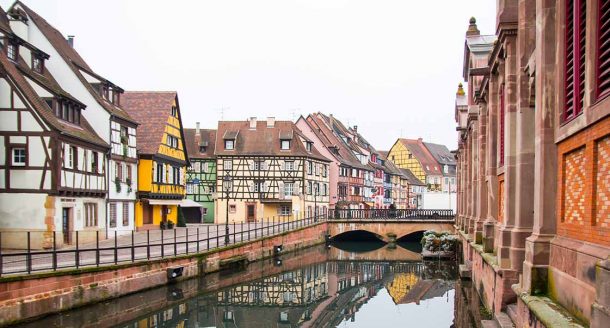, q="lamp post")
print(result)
[223,172,232,245]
